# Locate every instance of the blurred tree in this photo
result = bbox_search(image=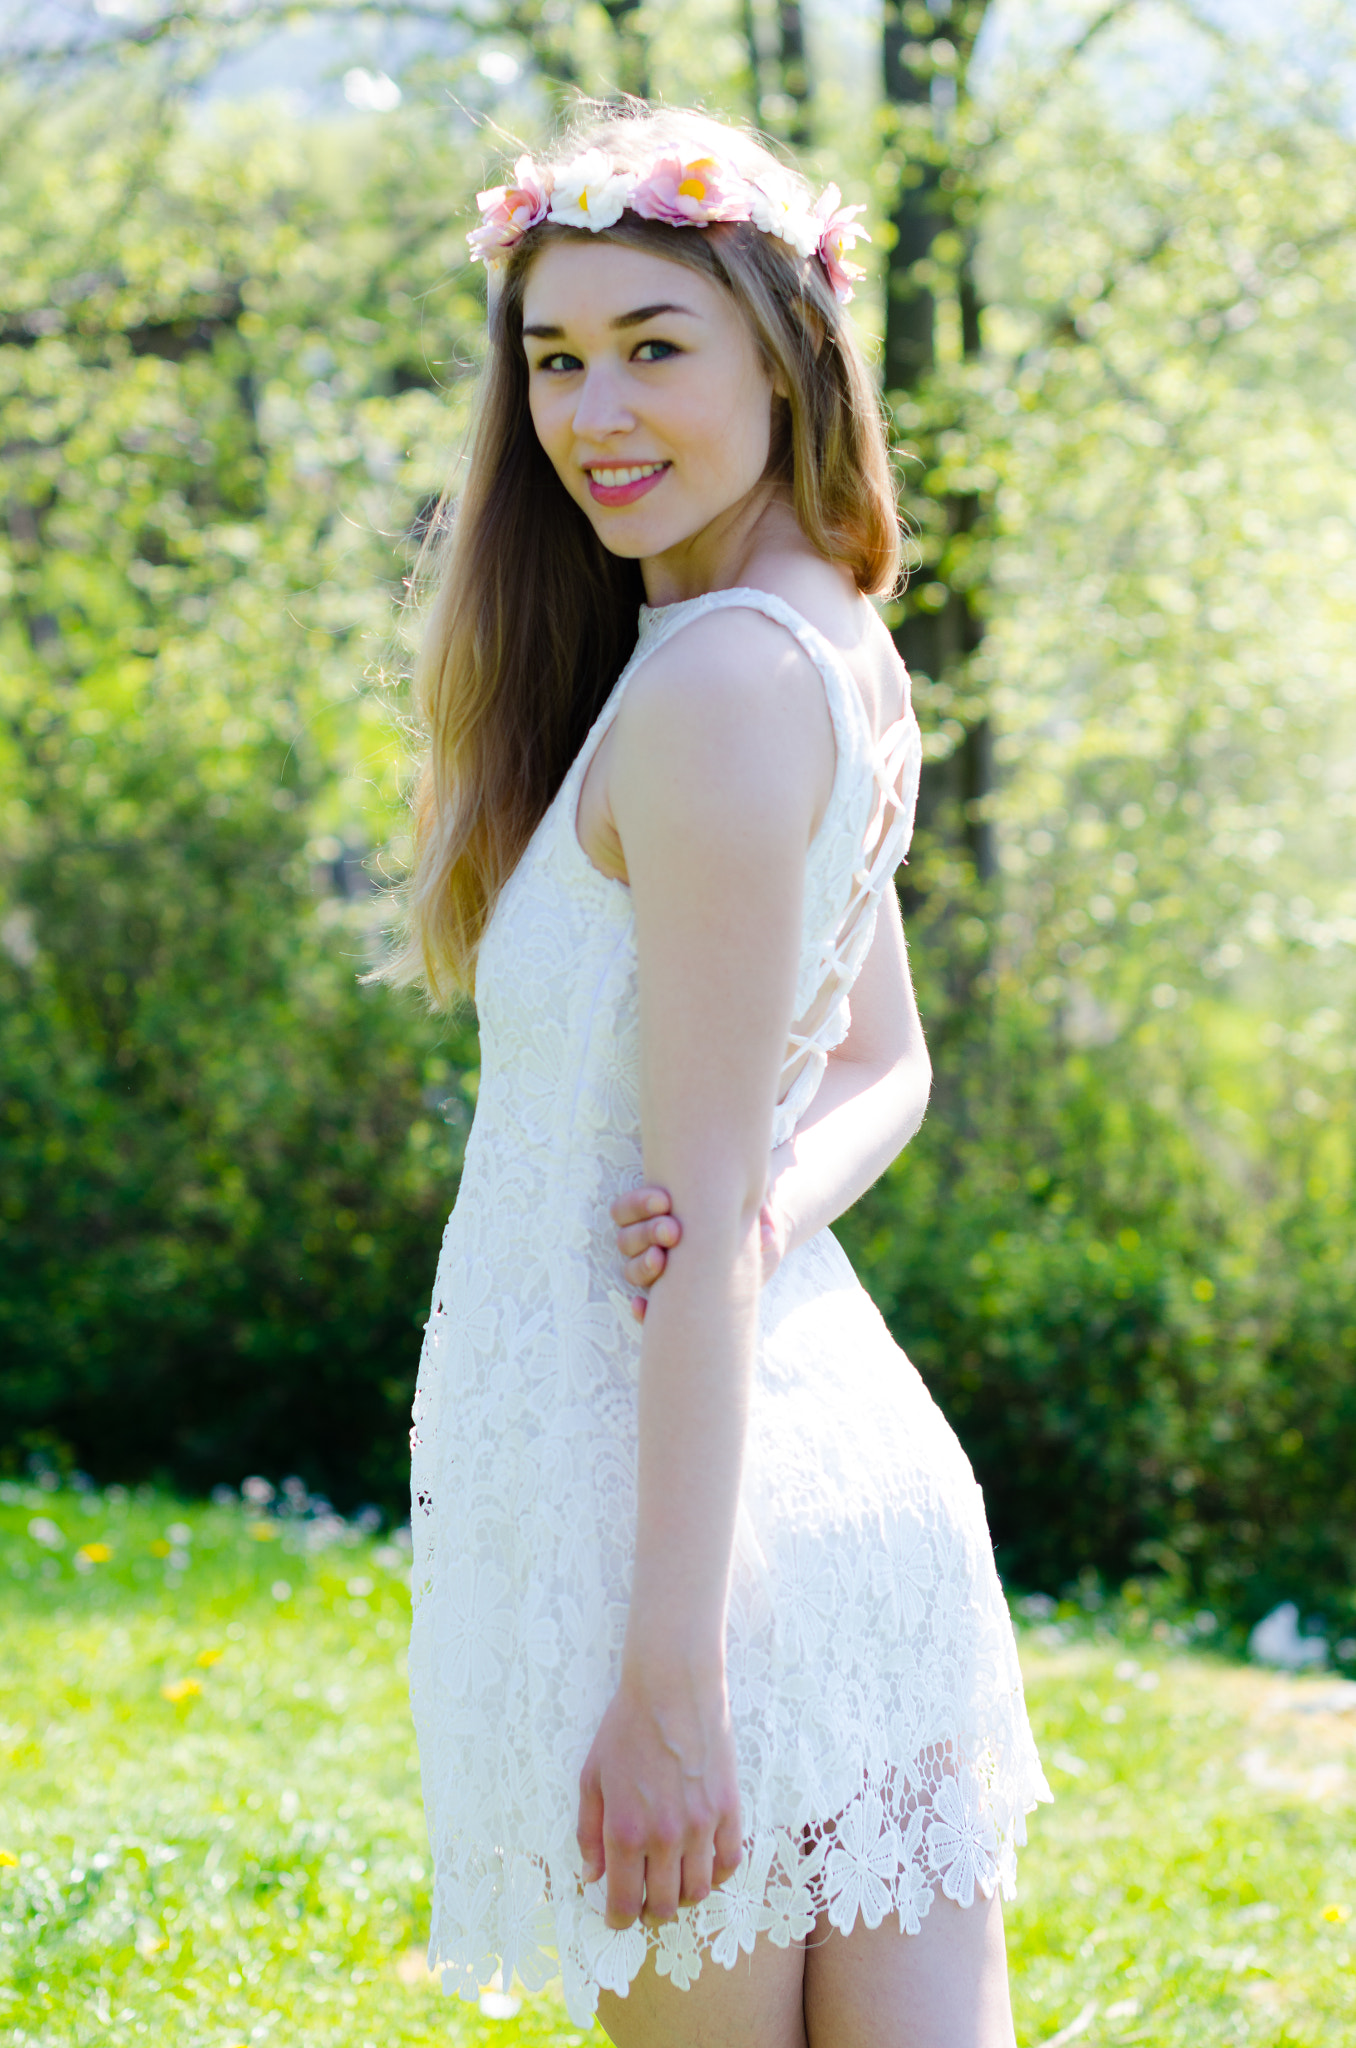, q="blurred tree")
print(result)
[3,2,1356,1641]
[0,78,485,1505]
[849,4,1356,1626]
[775,0,813,144]
[737,0,813,143]
[882,1,992,884]
[599,0,651,99]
